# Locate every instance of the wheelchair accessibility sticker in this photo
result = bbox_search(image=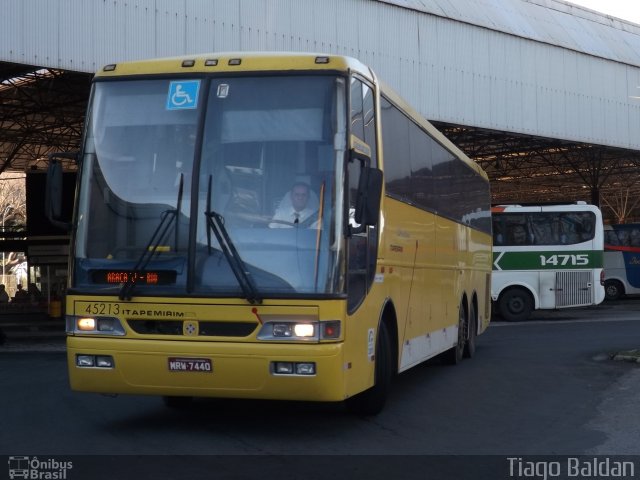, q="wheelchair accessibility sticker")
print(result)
[166,80,200,110]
